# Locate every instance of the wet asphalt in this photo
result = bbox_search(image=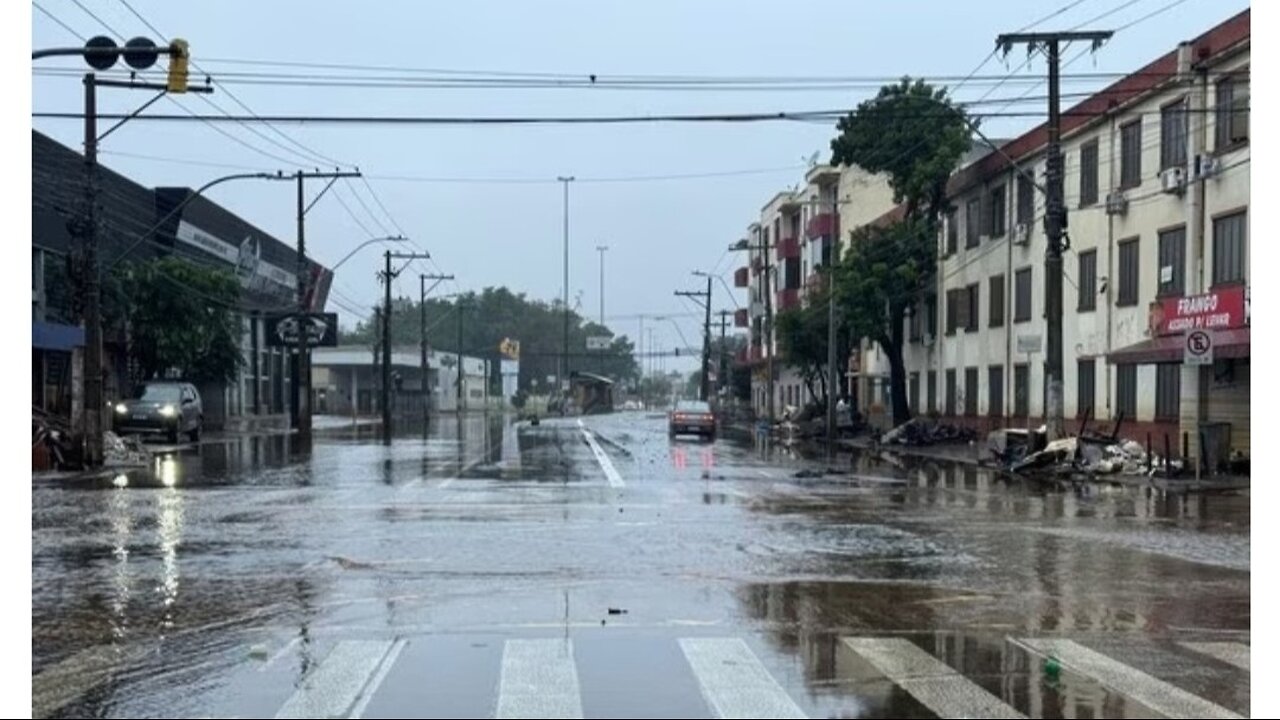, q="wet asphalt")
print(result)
[32,411,1250,718]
